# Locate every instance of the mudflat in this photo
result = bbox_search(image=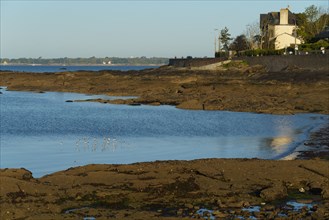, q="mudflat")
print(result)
[0,62,329,219]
